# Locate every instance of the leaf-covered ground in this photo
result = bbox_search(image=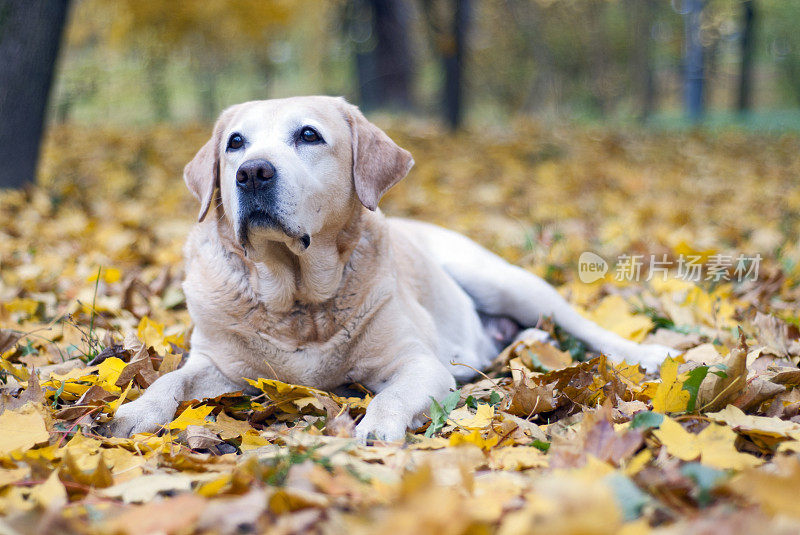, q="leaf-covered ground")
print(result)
[2,121,800,534]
